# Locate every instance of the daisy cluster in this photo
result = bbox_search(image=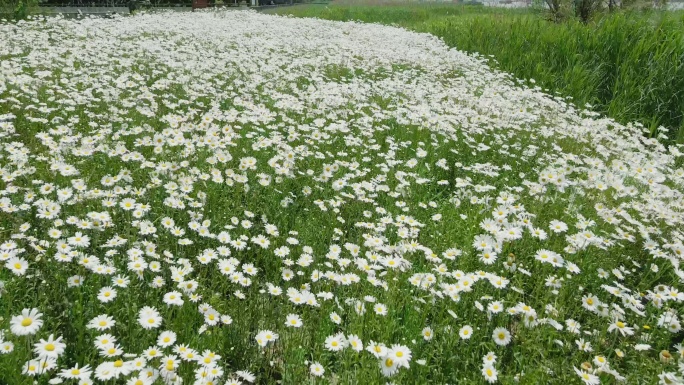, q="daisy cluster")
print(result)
[0,9,683,385]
